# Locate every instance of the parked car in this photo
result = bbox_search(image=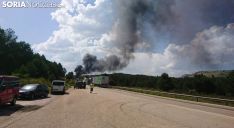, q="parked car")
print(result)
[19,84,49,100]
[51,80,65,94]
[0,76,20,106]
